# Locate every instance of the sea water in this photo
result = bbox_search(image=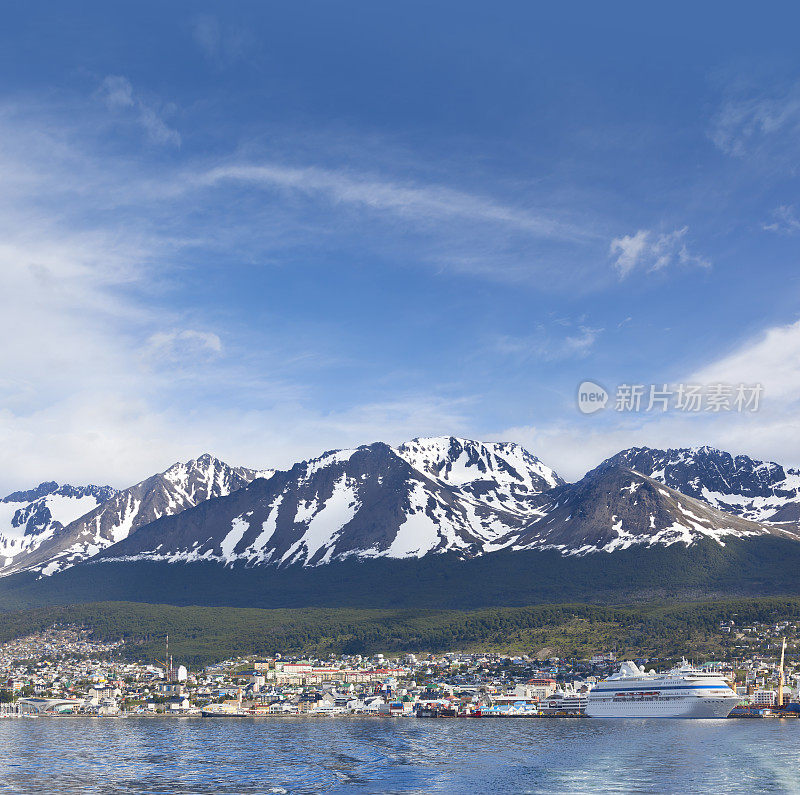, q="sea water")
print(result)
[0,716,798,794]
